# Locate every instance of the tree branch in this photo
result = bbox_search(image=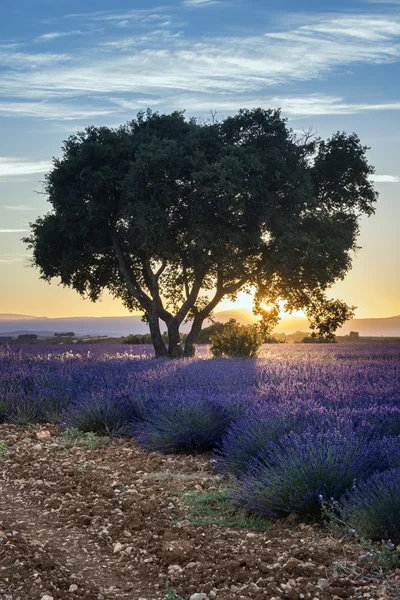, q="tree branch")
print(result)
[143,256,173,324]
[111,232,152,310]
[182,262,190,301]
[155,259,167,279]
[172,273,204,326]
[198,276,248,319]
